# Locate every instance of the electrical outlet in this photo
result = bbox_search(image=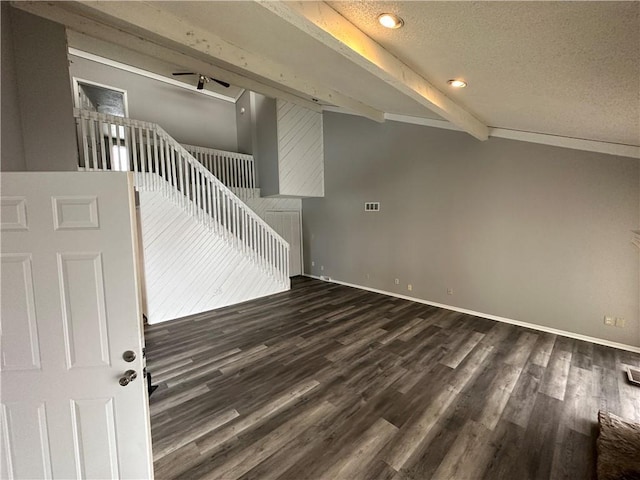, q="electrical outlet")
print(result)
[311,261,315,267]
[394,278,400,285]
[408,284,413,291]
[615,317,625,328]
[320,265,324,271]
[604,316,615,326]
[447,288,453,295]
[366,273,370,280]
